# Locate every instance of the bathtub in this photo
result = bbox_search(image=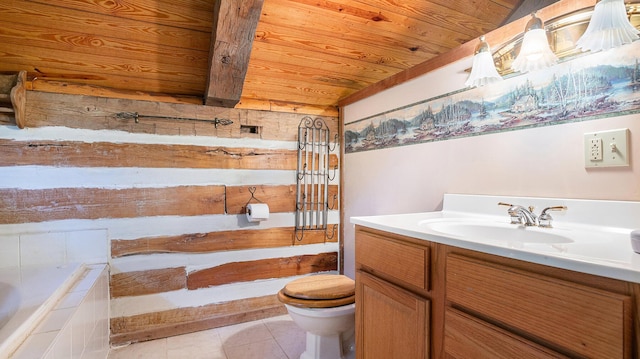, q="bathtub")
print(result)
[0,263,109,359]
